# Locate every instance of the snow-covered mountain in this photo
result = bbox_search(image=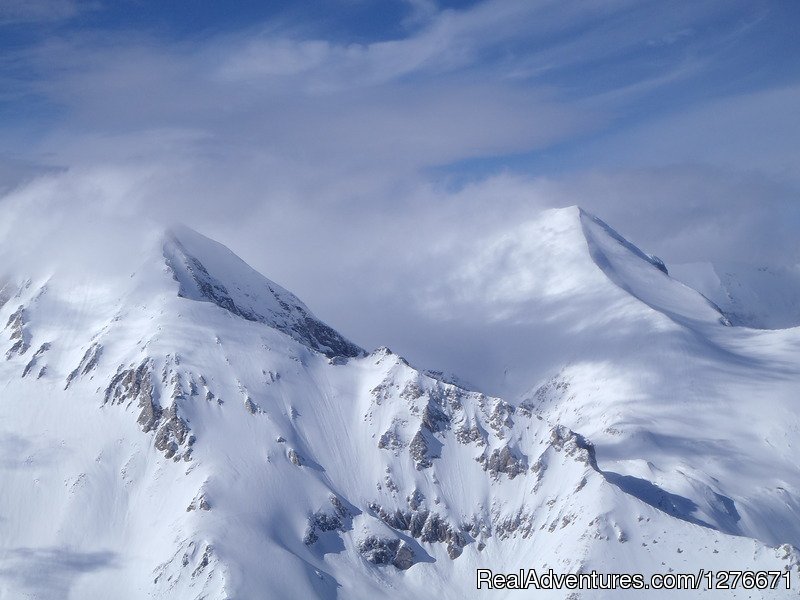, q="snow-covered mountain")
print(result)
[1,206,799,599]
